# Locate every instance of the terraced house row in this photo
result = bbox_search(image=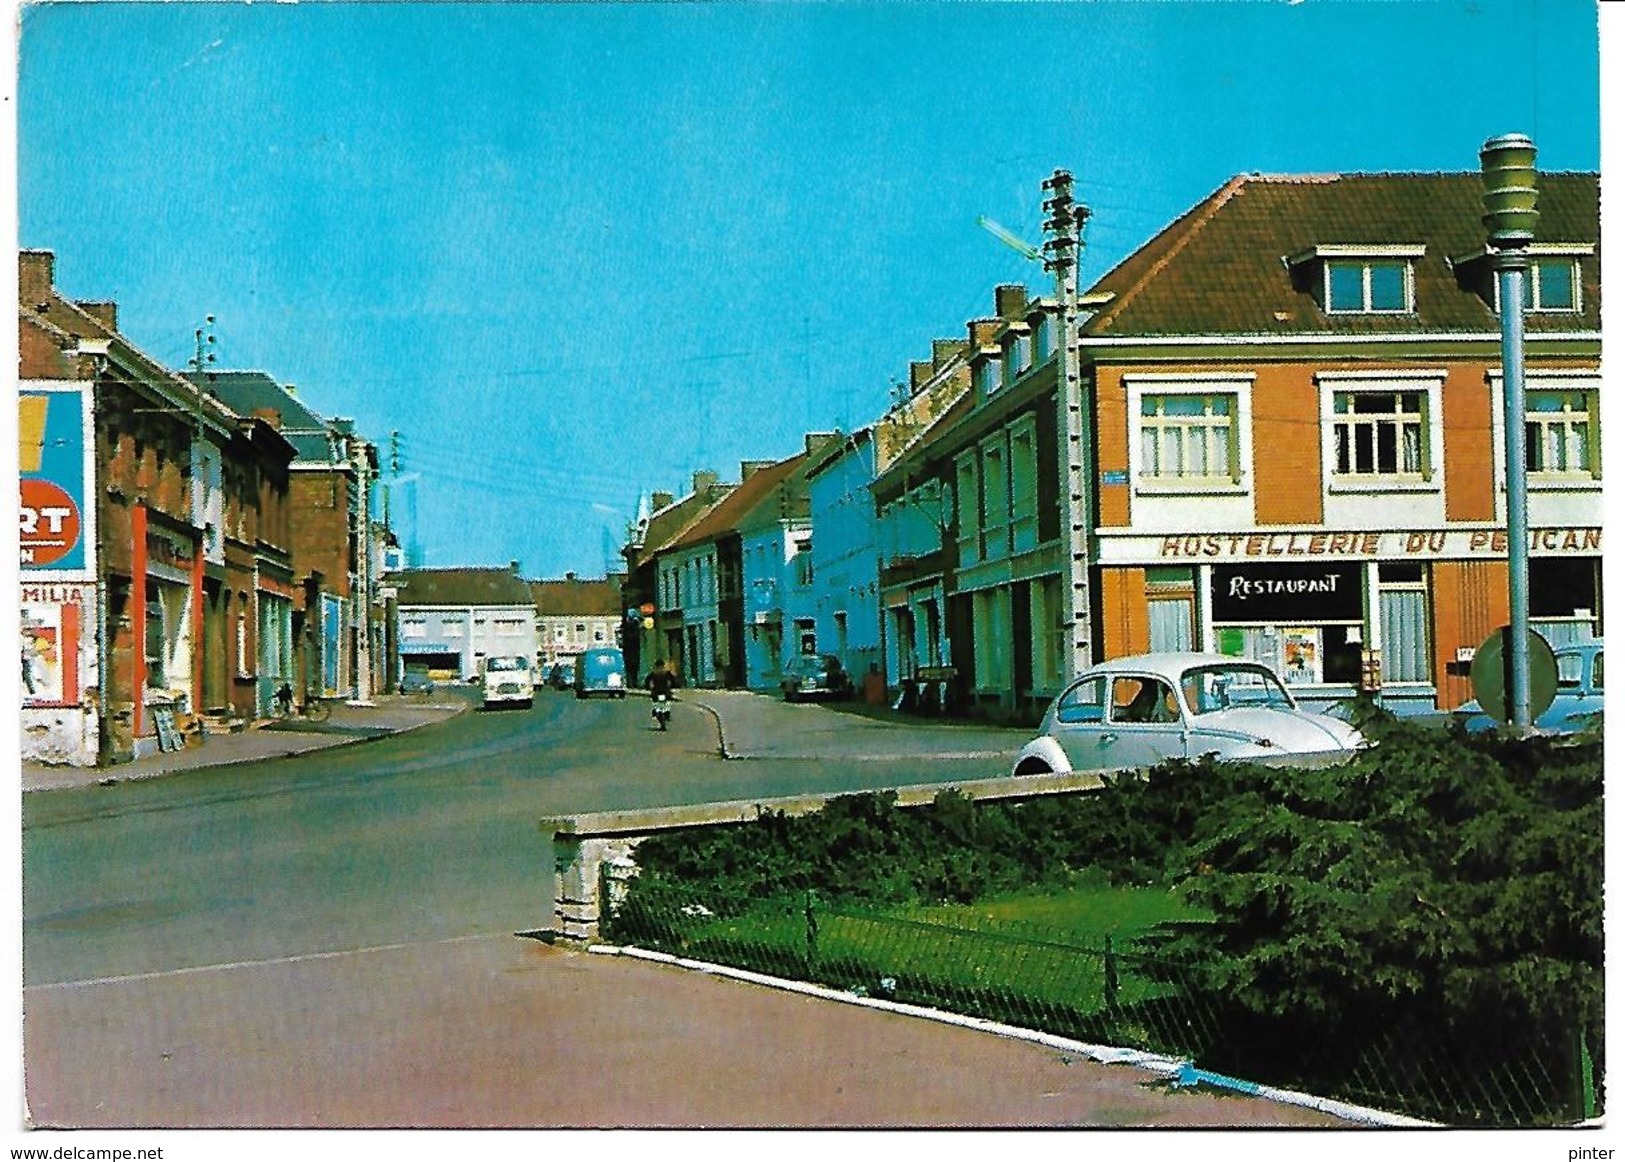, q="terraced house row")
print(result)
[624,169,1602,719]
[19,250,395,766]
